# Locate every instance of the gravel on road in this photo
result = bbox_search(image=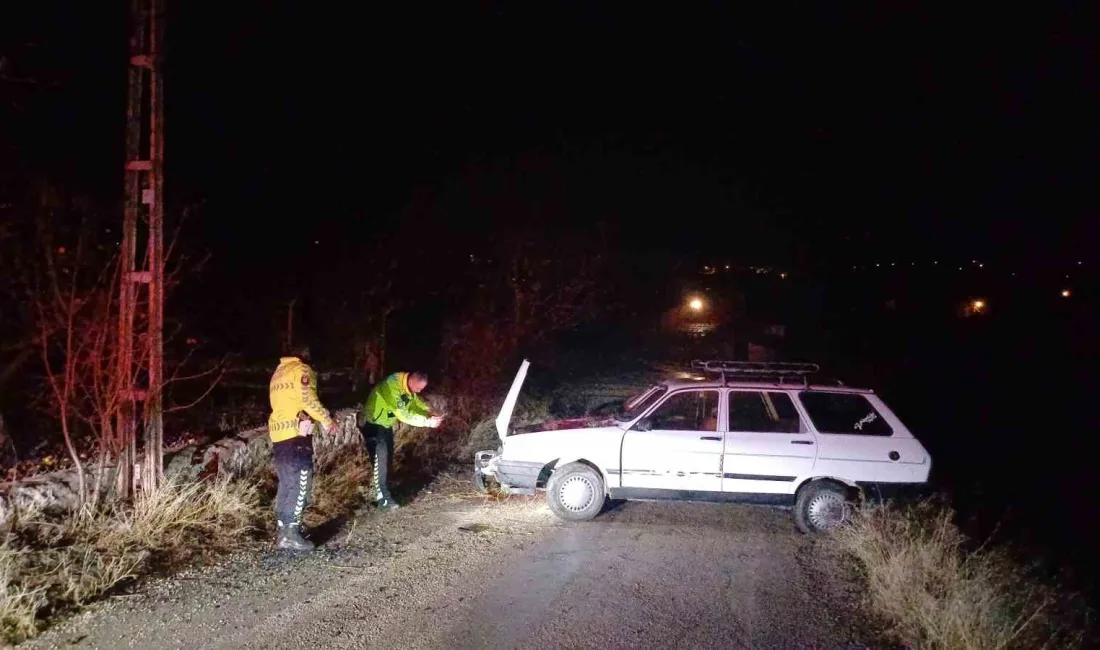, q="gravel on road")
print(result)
[28,473,870,650]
